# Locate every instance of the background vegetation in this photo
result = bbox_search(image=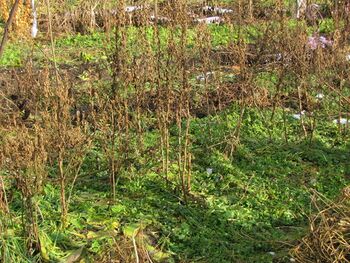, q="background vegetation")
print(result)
[0,0,349,262]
